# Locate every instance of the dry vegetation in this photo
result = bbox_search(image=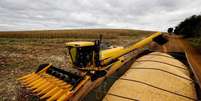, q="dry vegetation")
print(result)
[0,29,153,38]
[0,29,154,100]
